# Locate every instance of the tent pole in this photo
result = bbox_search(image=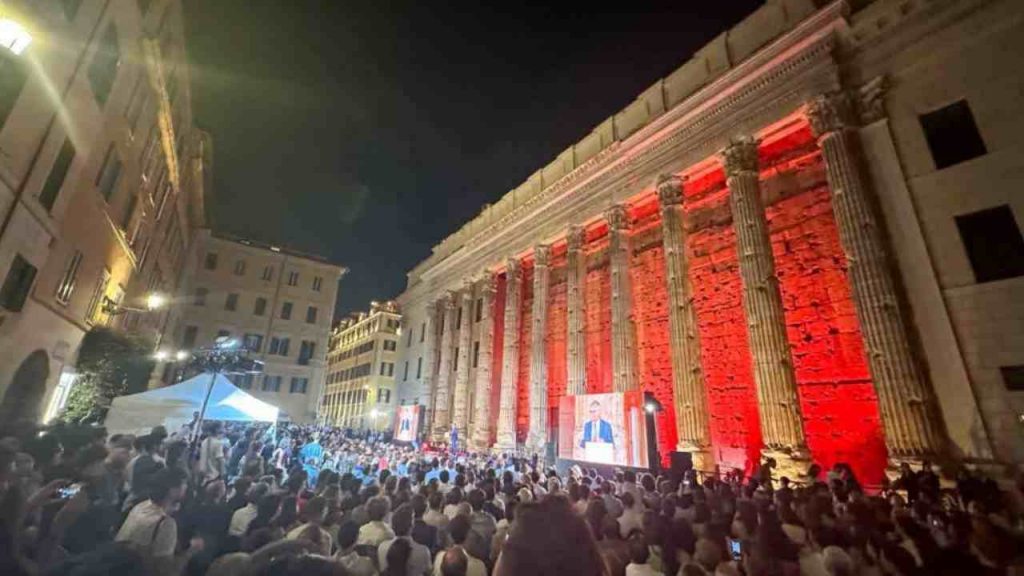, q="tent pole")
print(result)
[192,369,219,445]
